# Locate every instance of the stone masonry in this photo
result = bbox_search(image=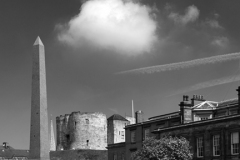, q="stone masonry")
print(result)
[29,37,50,160]
[56,112,107,150]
